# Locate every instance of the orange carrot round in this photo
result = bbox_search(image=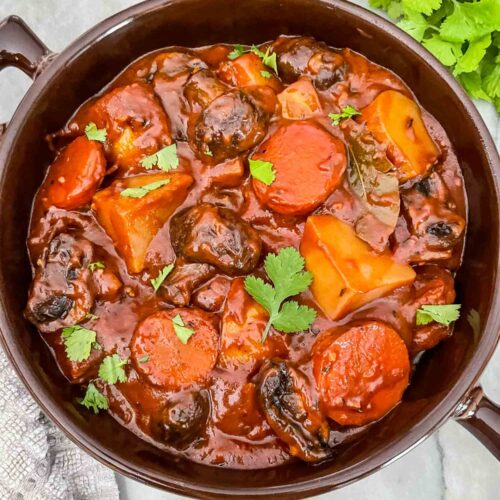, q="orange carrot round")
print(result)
[251,121,346,215]
[312,321,410,426]
[131,308,219,390]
